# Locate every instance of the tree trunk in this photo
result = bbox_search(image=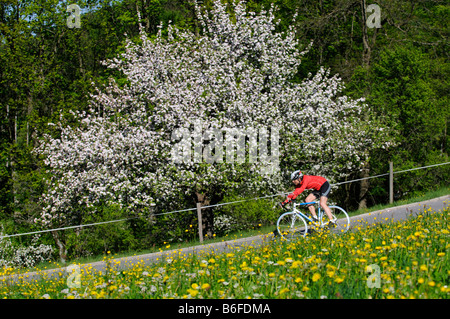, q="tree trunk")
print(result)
[358,162,370,210]
[344,176,351,208]
[361,0,371,67]
[52,231,68,264]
